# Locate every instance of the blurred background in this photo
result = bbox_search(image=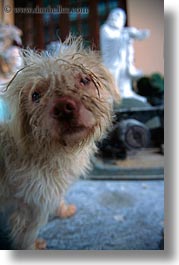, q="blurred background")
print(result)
[1,0,163,75]
[0,0,164,250]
